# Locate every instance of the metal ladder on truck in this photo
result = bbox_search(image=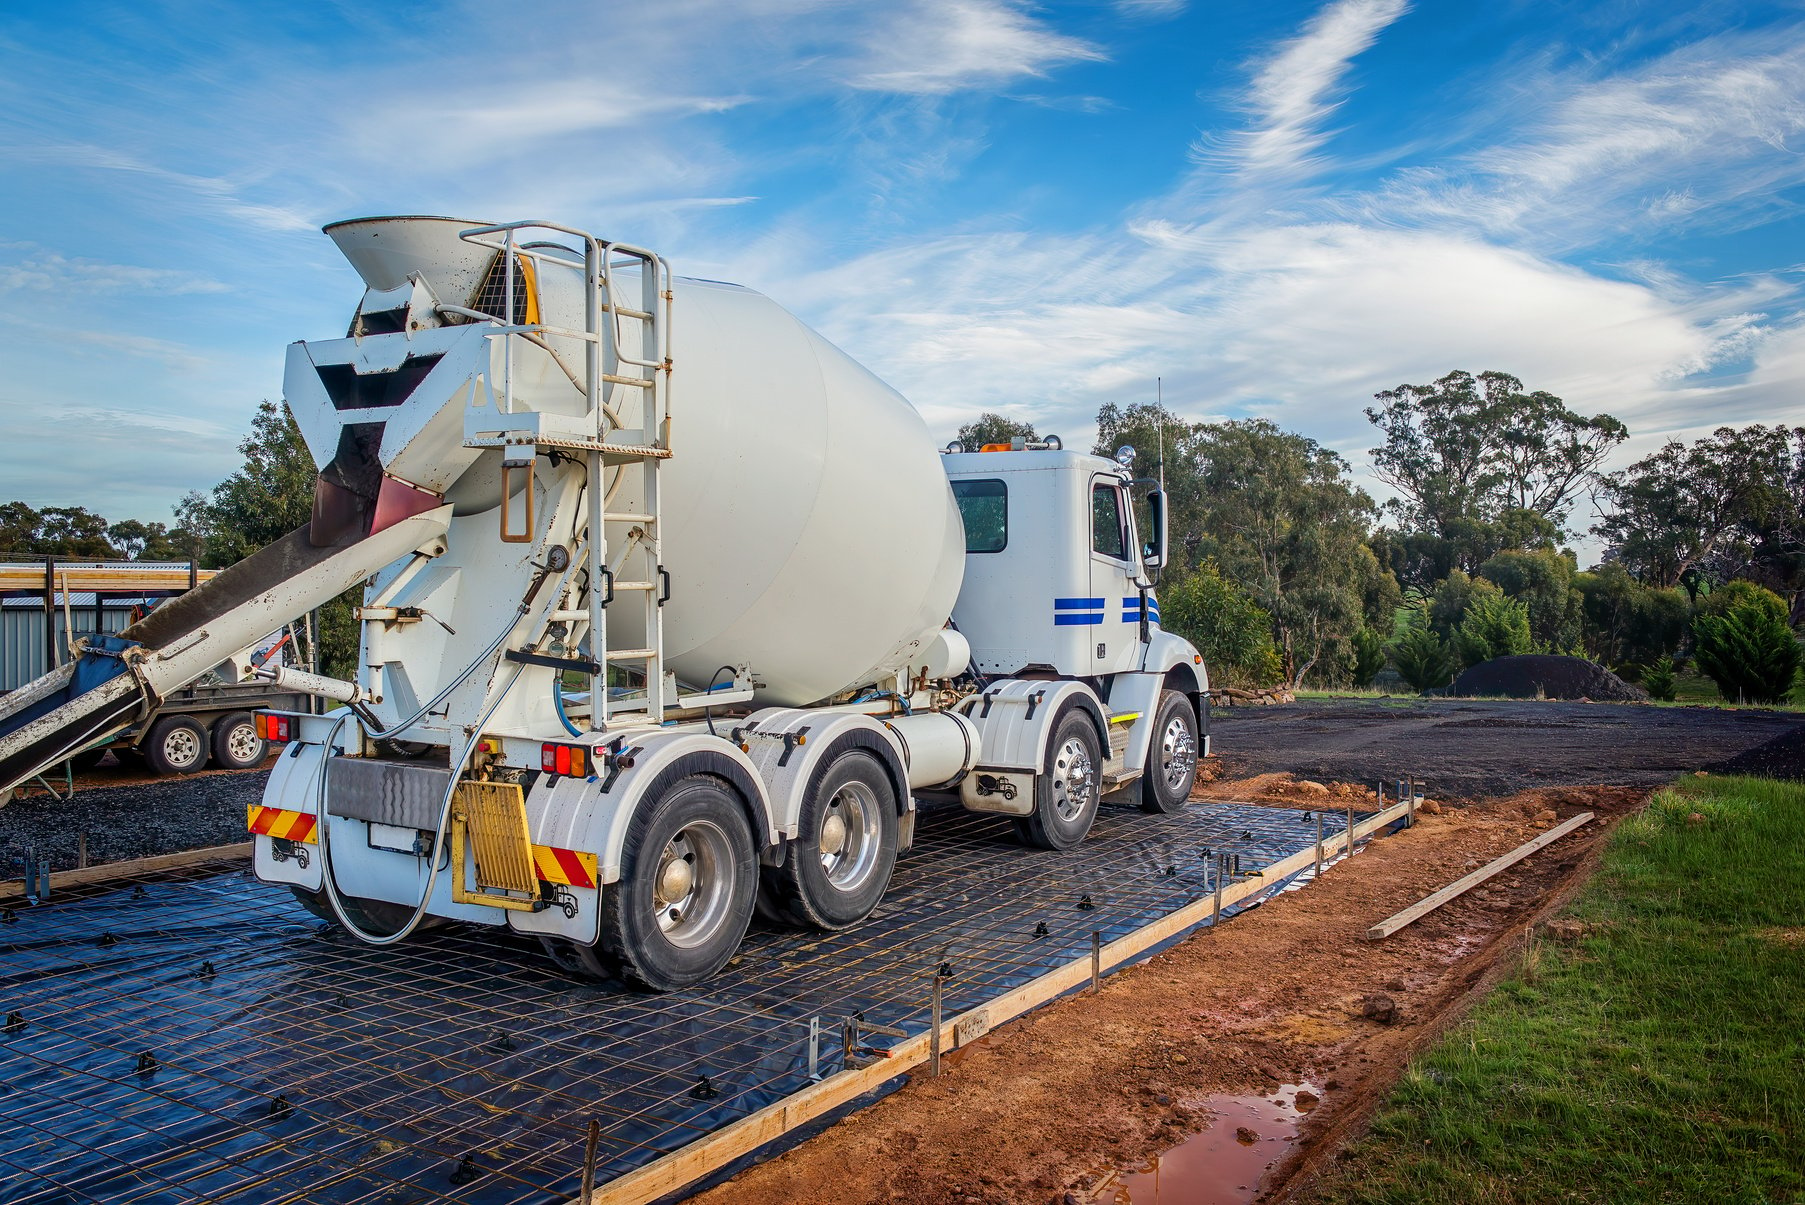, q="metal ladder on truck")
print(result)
[458,221,675,727]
